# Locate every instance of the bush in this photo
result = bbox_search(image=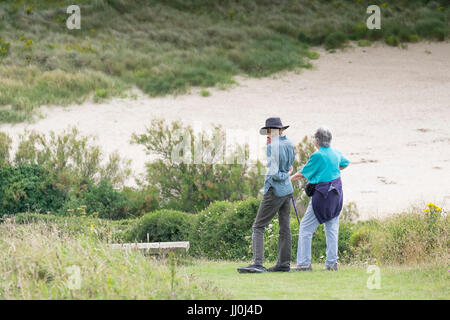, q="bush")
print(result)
[120,185,161,217]
[385,35,400,47]
[14,127,131,197]
[324,32,348,50]
[263,216,355,264]
[62,179,135,220]
[372,209,449,264]
[190,198,260,260]
[0,132,12,166]
[132,119,264,212]
[291,136,316,214]
[0,164,66,217]
[125,209,194,243]
[415,17,447,41]
[357,40,372,47]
